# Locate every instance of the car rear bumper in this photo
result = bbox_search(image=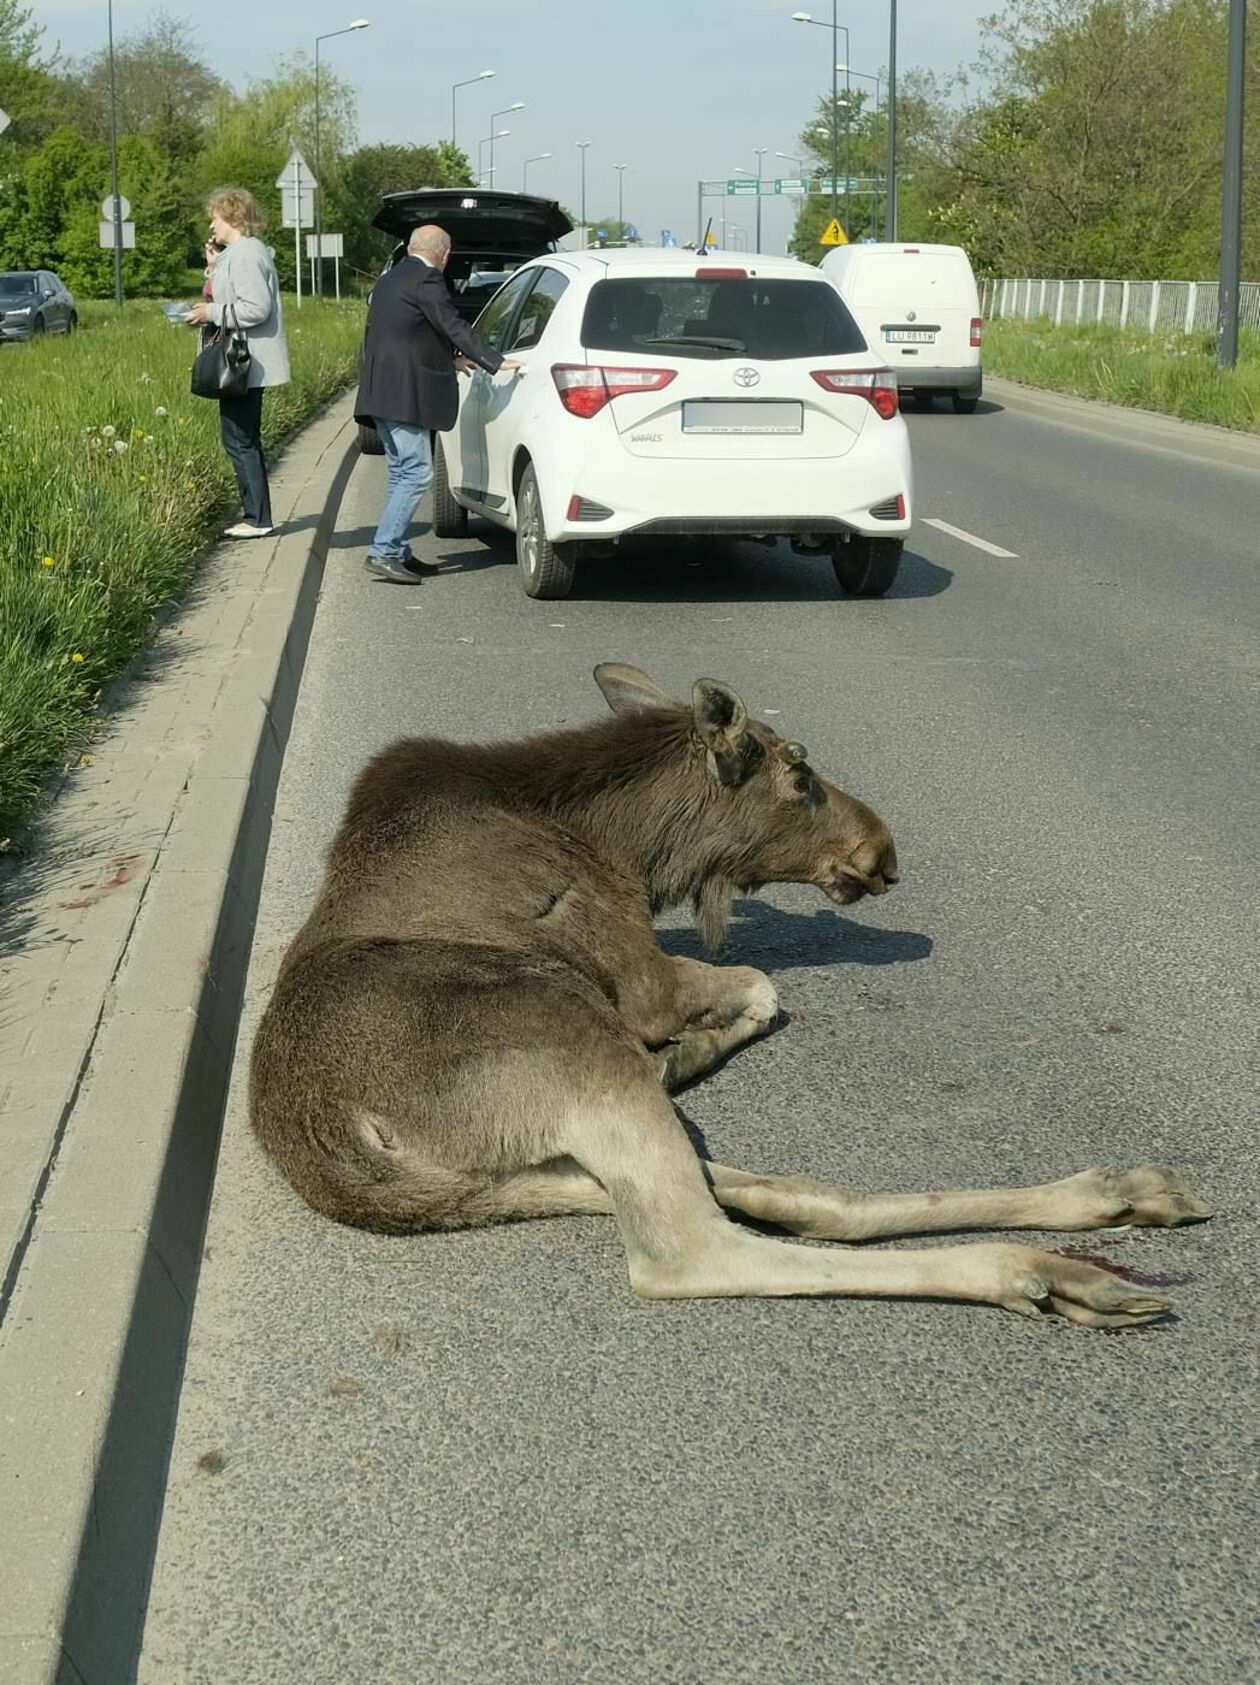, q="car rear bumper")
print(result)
[893,363,982,393]
[534,431,913,543]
